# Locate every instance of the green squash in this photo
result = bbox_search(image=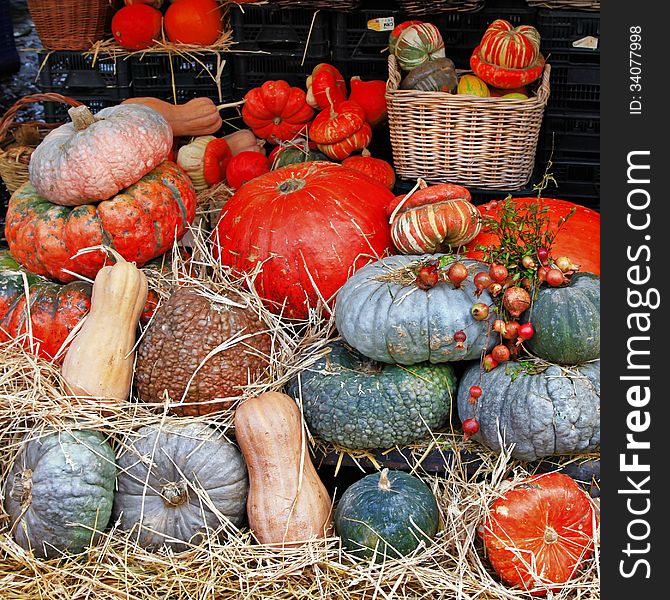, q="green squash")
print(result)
[271,146,330,169]
[523,272,600,365]
[335,254,495,365]
[457,360,600,461]
[393,23,446,71]
[286,341,456,450]
[4,430,116,558]
[335,468,439,561]
[400,58,458,93]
